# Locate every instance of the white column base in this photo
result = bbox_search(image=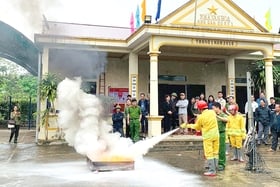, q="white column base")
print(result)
[147,116,164,138]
